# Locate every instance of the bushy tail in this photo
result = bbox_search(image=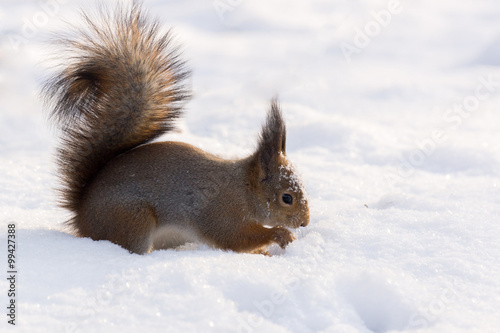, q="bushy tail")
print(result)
[43,2,190,212]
